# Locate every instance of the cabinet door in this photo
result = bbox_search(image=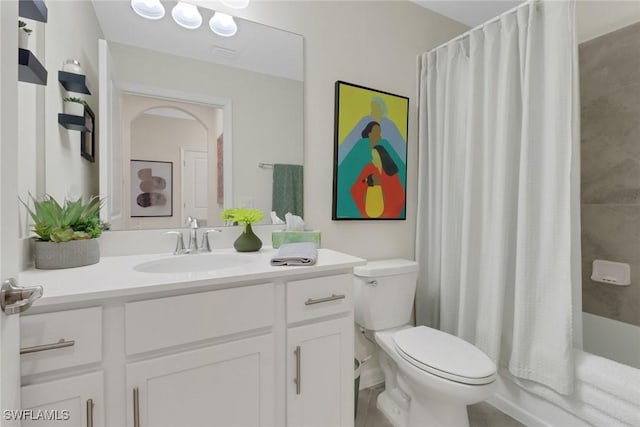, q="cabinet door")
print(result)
[127,334,274,427]
[21,371,104,427]
[287,317,354,427]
